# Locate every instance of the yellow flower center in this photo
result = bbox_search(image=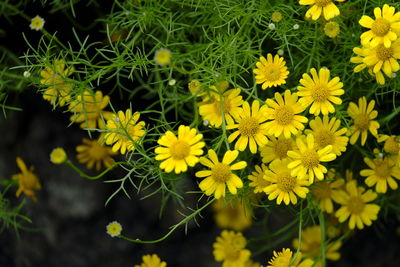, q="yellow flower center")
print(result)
[238,117,259,137]
[314,0,331,7]
[315,129,335,148]
[87,142,110,160]
[212,163,232,182]
[231,235,246,249]
[170,140,190,160]
[384,137,400,154]
[311,85,330,102]
[263,64,282,81]
[301,150,320,169]
[274,139,293,159]
[312,182,331,200]
[376,44,393,61]
[213,97,232,115]
[274,106,294,126]
[225,250,241,261]
[21,173,39,189]
[371,18,391,37]
[347,196,365,214]
[374,160,391,179]
[276,172,297,192]
[354,114,370,131]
